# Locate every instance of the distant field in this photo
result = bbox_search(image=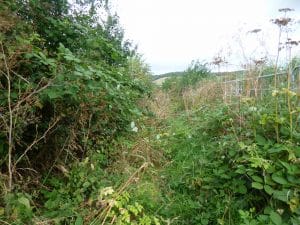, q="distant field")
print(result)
[153,77,169,85]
